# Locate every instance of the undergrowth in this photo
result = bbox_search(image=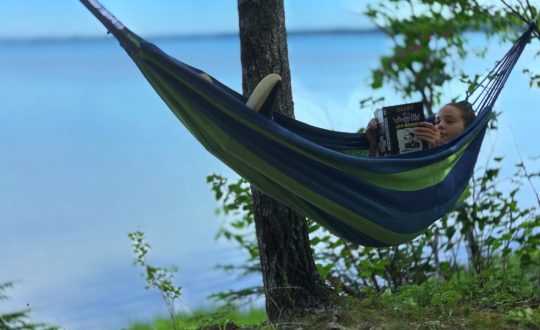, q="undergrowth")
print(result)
[124,265,540,329]
[283,267,539,329]
[124,305,267,330]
